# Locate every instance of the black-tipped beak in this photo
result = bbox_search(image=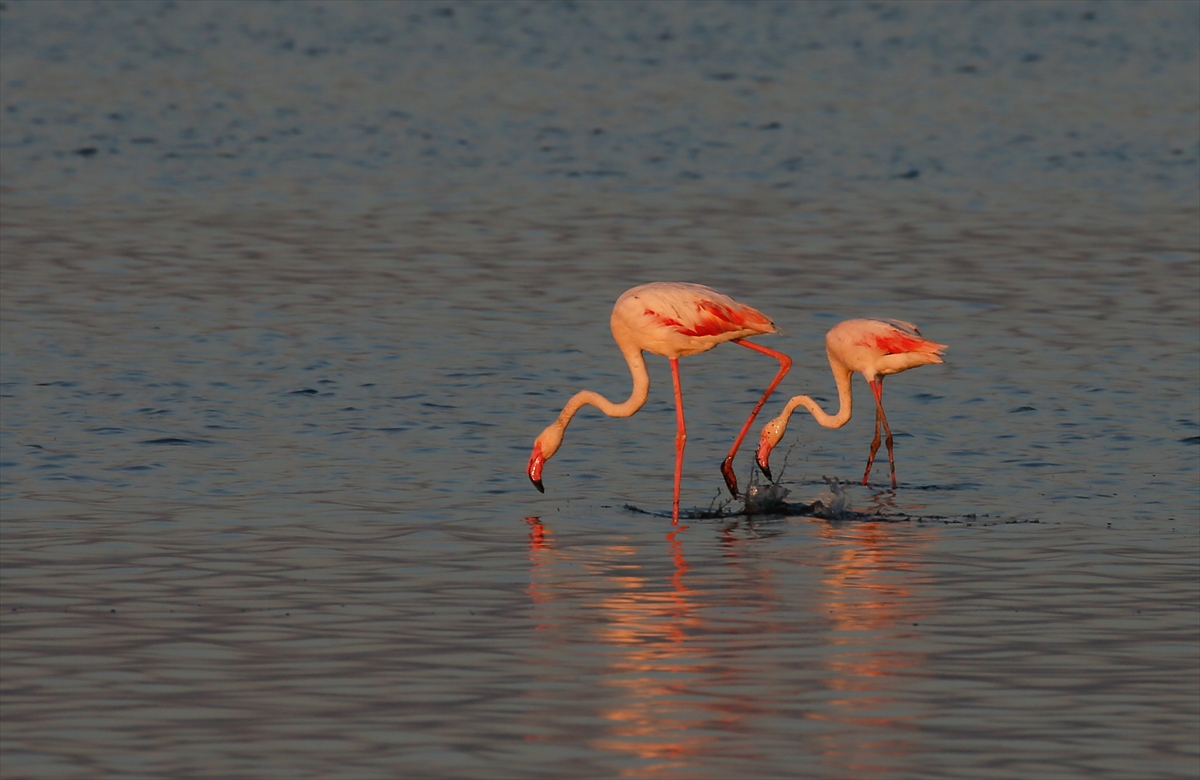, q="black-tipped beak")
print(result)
[527,445,546,493]
[720,456,740,498]
[757,459,773,481]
